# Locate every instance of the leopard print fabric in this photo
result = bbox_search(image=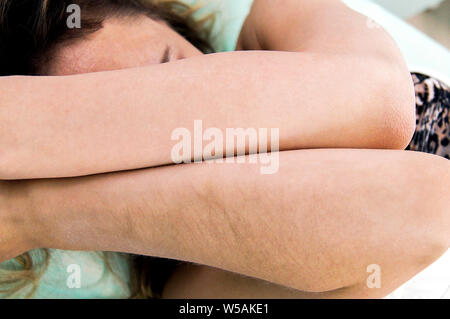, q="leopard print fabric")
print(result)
[407,73,450,159]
